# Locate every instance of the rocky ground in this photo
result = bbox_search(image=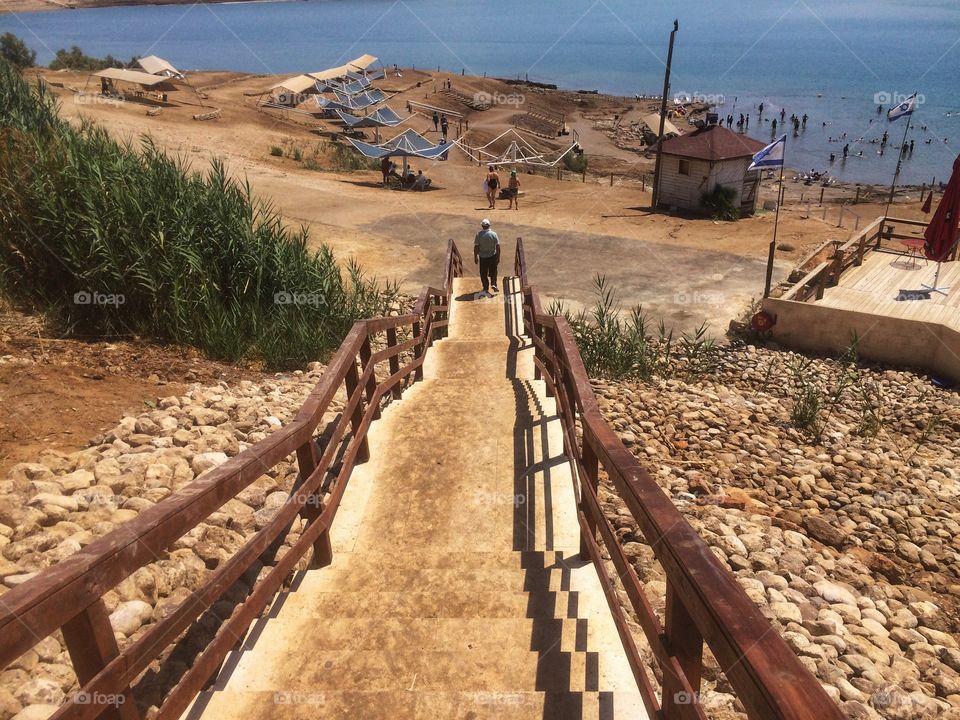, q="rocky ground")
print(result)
[596,343,960,719]
[1,340,958,719]
[0,364,342,719]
